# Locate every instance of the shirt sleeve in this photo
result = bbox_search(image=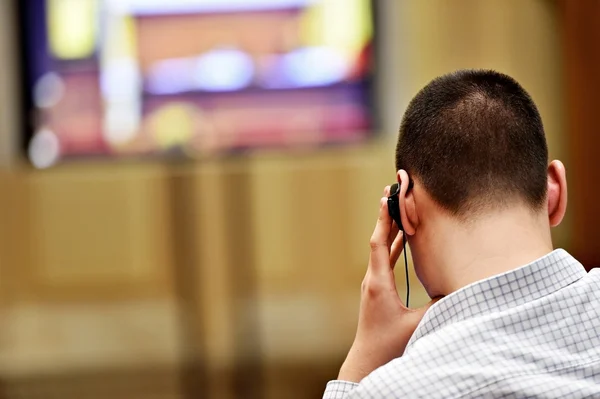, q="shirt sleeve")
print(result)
[322,380,359,399]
